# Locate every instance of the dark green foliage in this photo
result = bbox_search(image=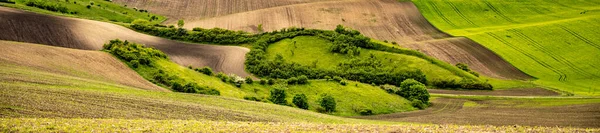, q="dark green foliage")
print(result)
[131,24,256,44]
[292,94,309,109]
[267,79,275,85]
[359,108,373,115]
[86,5,91,9]
[0,0,15,4]
[259,79,267,85]
[194,67,214,76]
[103,39,219,95]
[243,96,262,102]
[431,79,493,90]
[297,75,309,84]
[245,77,254,84]
[24,0,69,13]
[216,72,229,82]
[177,19,184,28]
[380,84,400,94]
[456,63,480,77]
[269,88,287,105]
[397,79,429,104]
[333,76,343,82]
[319,94,336,113]
[411,100,427,110]
[340,81,348,86]
[286,77,298,85]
